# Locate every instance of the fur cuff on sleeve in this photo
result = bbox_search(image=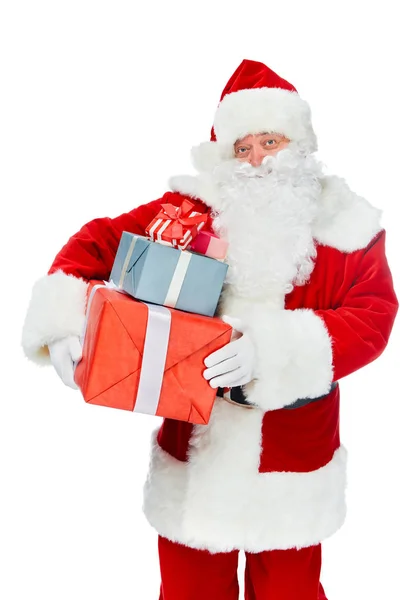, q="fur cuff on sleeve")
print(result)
[243,308,333,411]
[21,270,89,365]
